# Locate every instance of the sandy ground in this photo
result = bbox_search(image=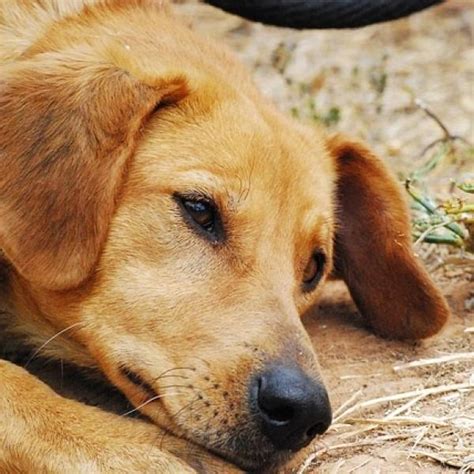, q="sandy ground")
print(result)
[3,1,473,473]
[294,278,473,473]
